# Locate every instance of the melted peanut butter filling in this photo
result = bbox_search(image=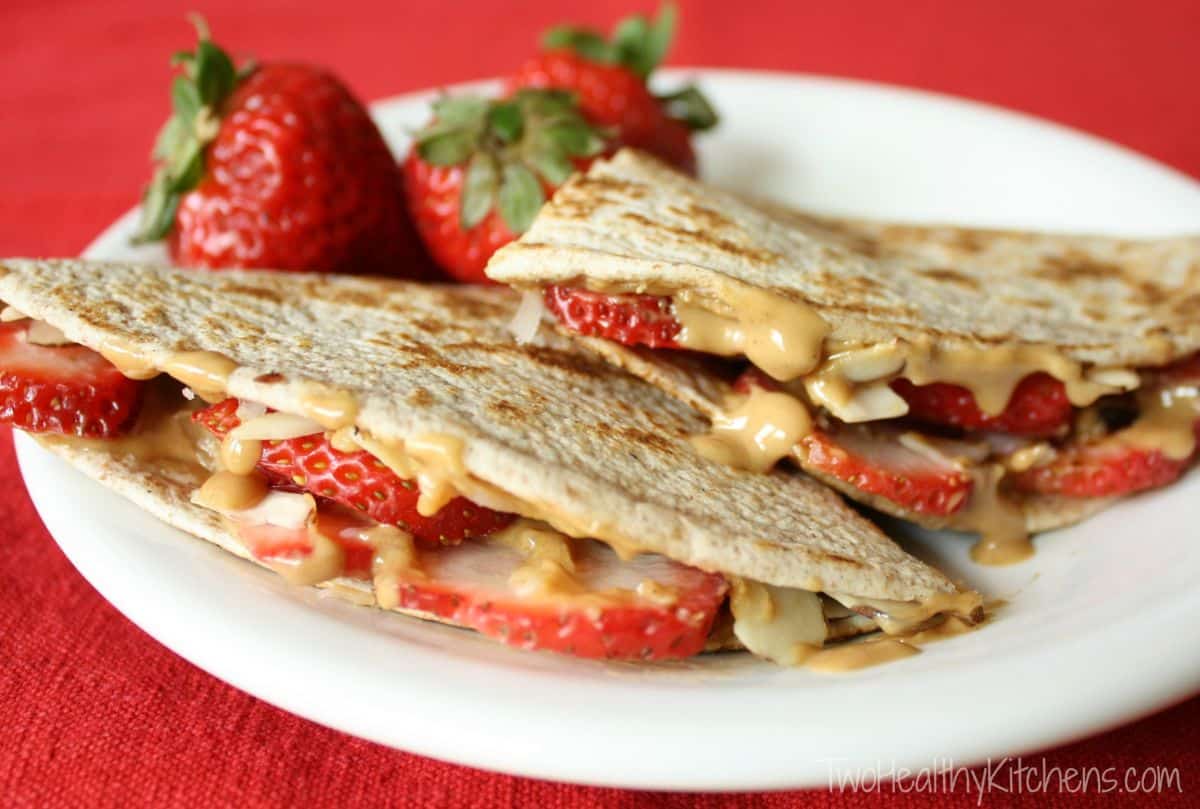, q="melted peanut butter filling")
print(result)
[219,434,263,476]
[98,337,160,380]
[800,637,919,672]
[197,470,269,511]
[367,526,420,610]
[297,383,359,429]
[690,386,813,472]
[1119,382,1200,460]
[672,283,830,381]
[269,525,345,586]
[487,519,576,570]
[161,351,238,399]
[49,378,215,474]
[803,338,1139,423]
[958,465,1034,566]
